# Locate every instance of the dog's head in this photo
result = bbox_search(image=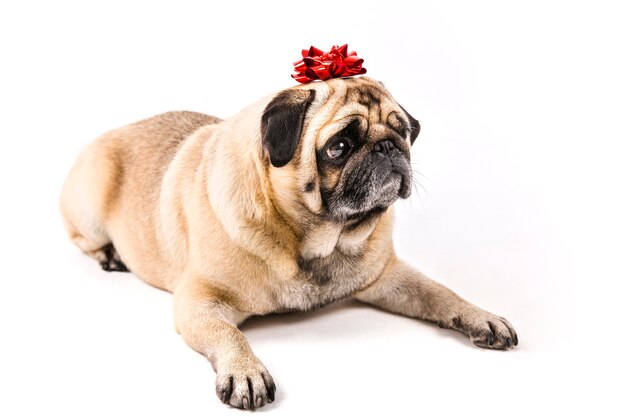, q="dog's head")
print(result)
[261,76,420,223]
